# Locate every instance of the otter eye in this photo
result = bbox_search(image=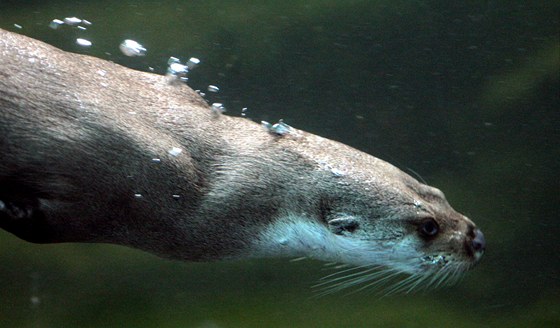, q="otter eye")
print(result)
[419,219,439,238]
